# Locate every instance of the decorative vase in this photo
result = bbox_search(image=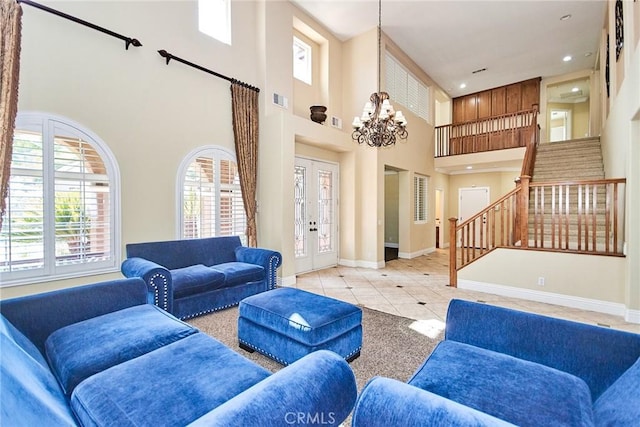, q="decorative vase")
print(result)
[310,105,327,124]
